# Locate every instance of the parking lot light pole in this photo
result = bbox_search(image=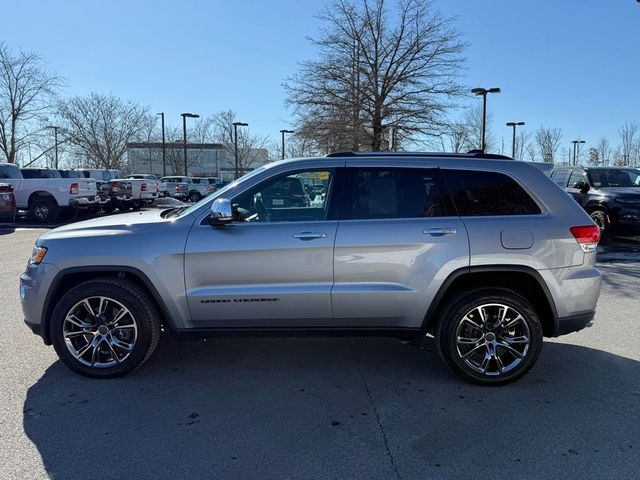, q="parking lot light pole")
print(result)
[233,122,249,179]
[280,129,294,159]
[471,87,501,151]
[157,113,166,176]
[506,122,525,159]
[572,139,585,165]
[181,113,200,176]
[46,126,60,169]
